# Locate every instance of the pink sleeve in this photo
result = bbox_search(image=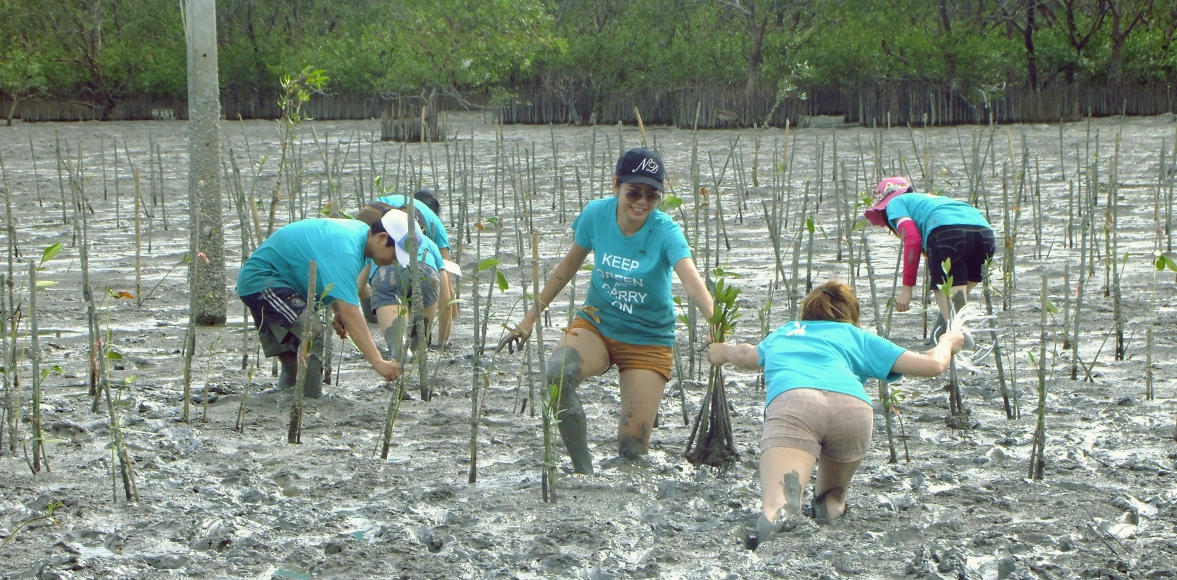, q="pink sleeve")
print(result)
[896,219,922,287]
